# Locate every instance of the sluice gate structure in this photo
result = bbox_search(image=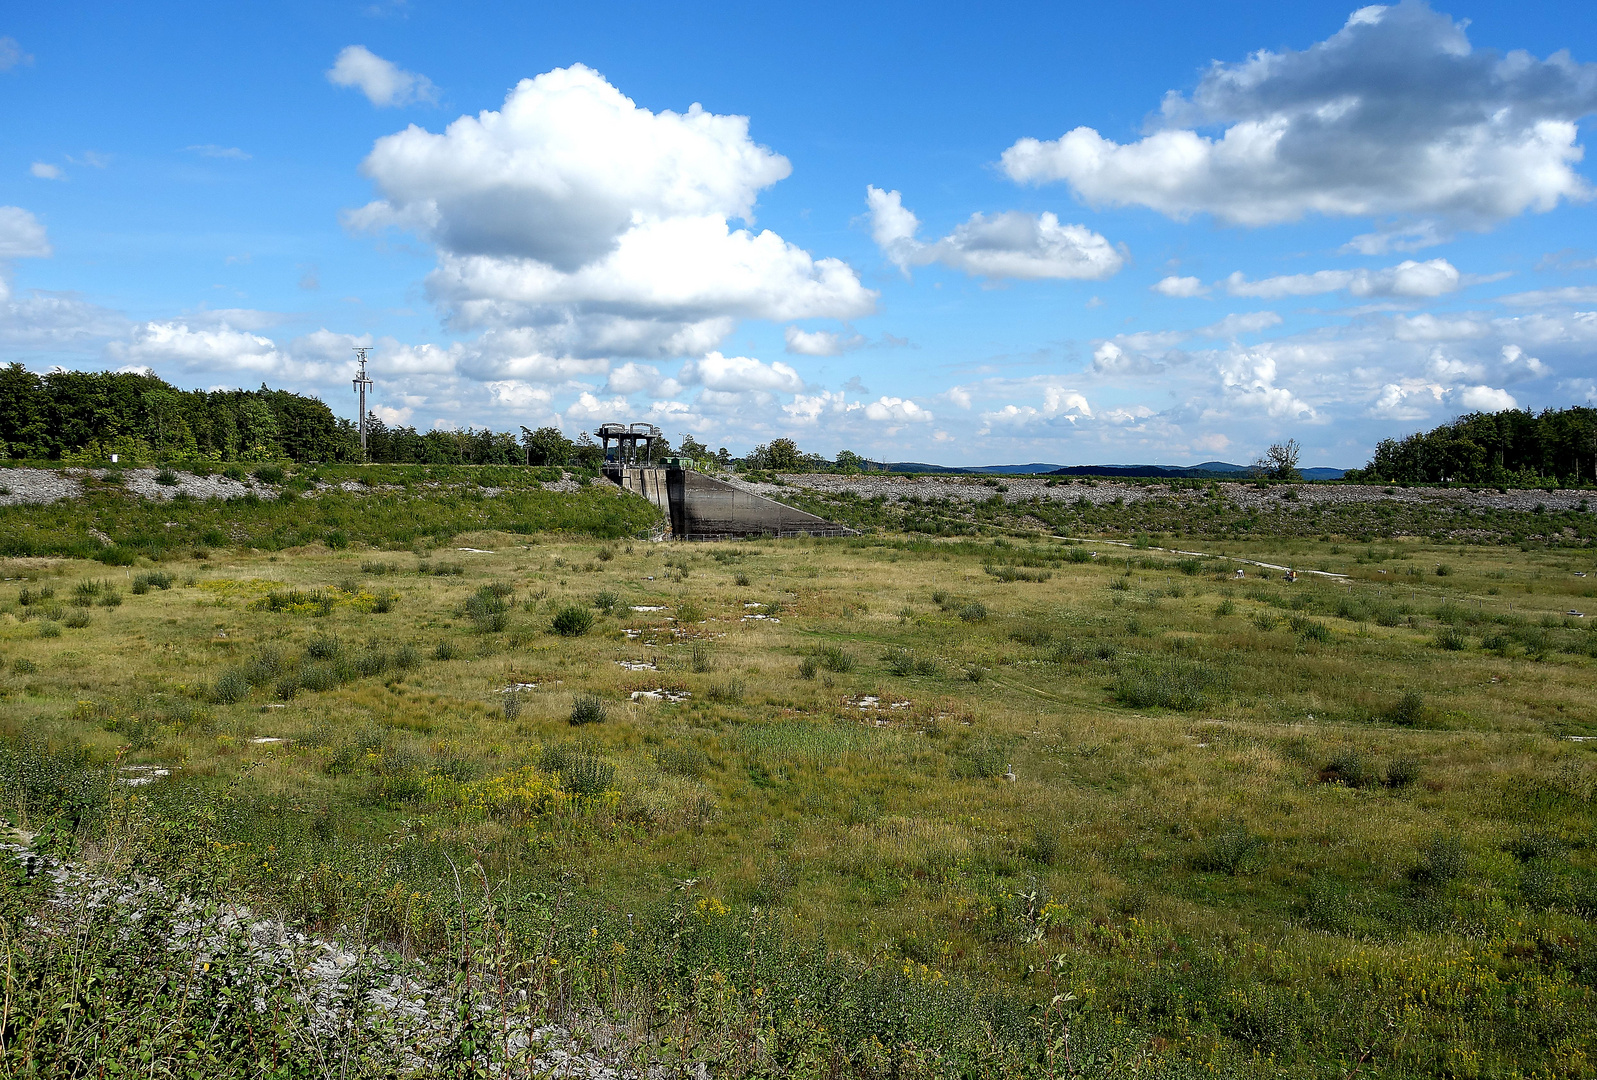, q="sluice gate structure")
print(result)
[596,422,856,541]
